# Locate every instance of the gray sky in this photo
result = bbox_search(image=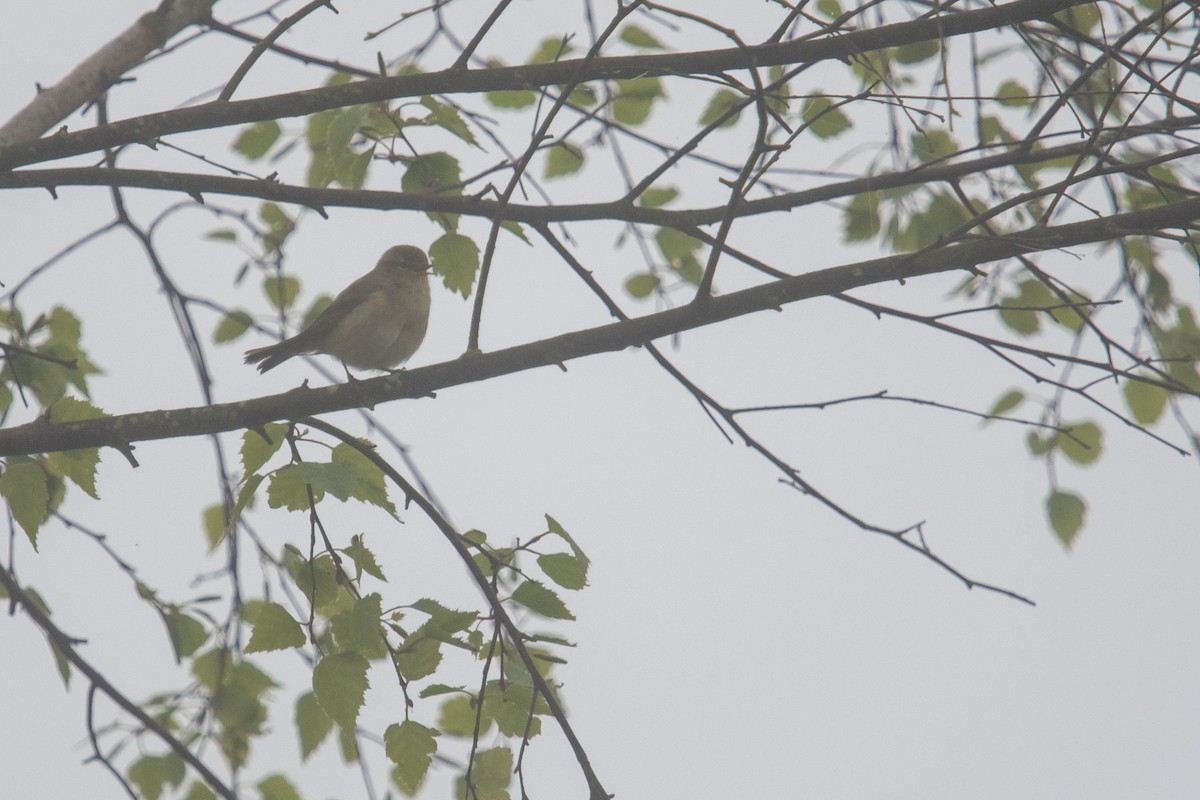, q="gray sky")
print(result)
[2,2,1198,799]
